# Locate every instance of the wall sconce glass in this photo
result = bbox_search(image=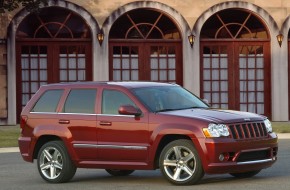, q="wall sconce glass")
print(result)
[0,38,7,45]
[97,32,104,46]
[276,34,283,47]
[188,34,195,47]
